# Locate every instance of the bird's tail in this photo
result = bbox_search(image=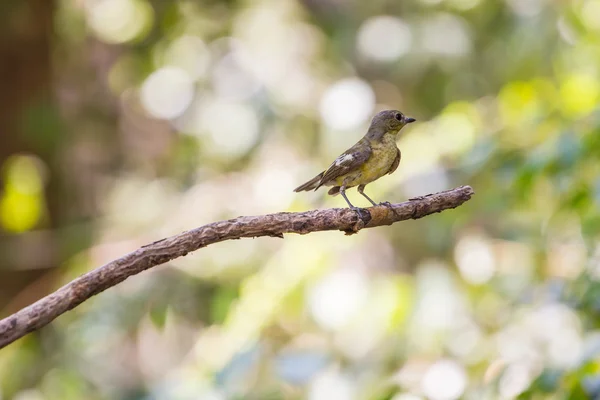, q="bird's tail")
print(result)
[294,172,324,192]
